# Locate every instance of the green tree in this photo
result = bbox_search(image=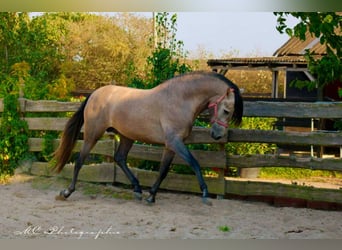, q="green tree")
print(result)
[129,12,192,89]
[0,94,29,176]
[0,12,68,100]
[59,13,152,90]
[274,12,342,99]
[146,12,192,88]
